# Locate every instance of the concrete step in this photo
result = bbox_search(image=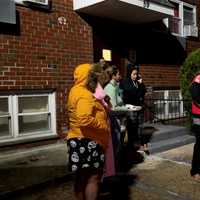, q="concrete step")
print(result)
[149,134,195,154]
[150,126,189,143]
